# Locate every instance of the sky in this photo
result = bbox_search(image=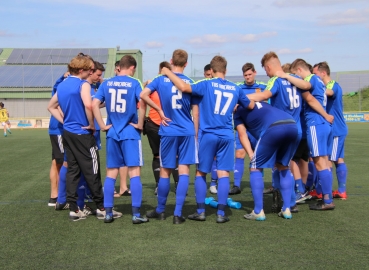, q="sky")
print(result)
[1,0,368,80]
